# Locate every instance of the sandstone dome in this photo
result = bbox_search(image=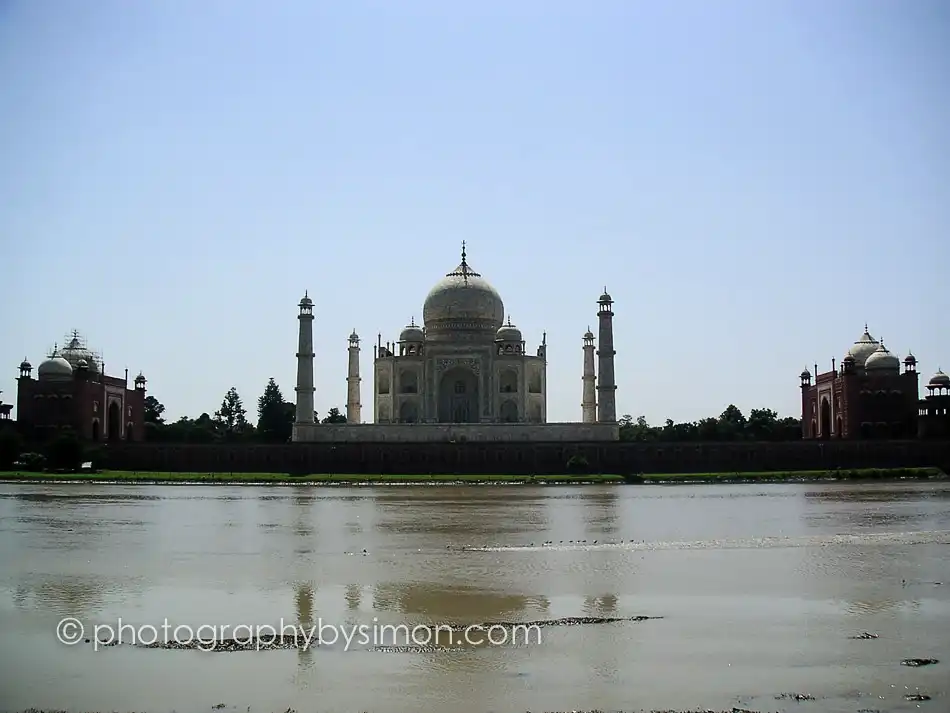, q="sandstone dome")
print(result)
[37,353,73,380]
[845,327,880,367]
[60,334,100,373]
[929,369,949,388]
[864,342,900,373]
